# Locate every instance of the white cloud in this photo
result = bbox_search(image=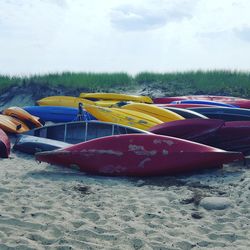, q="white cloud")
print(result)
[0,0,250,75]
